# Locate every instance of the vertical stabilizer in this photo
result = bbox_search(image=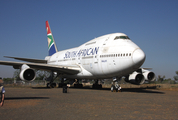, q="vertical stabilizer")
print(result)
[46,21,58,56]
